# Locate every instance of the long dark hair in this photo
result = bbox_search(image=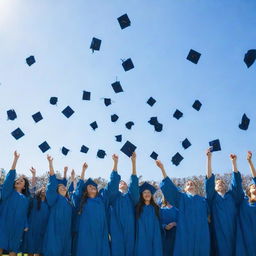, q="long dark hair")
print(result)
[136,192,160,219]
[35,187,47,210]
[78,188,98,215]
[14,177,30,197]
